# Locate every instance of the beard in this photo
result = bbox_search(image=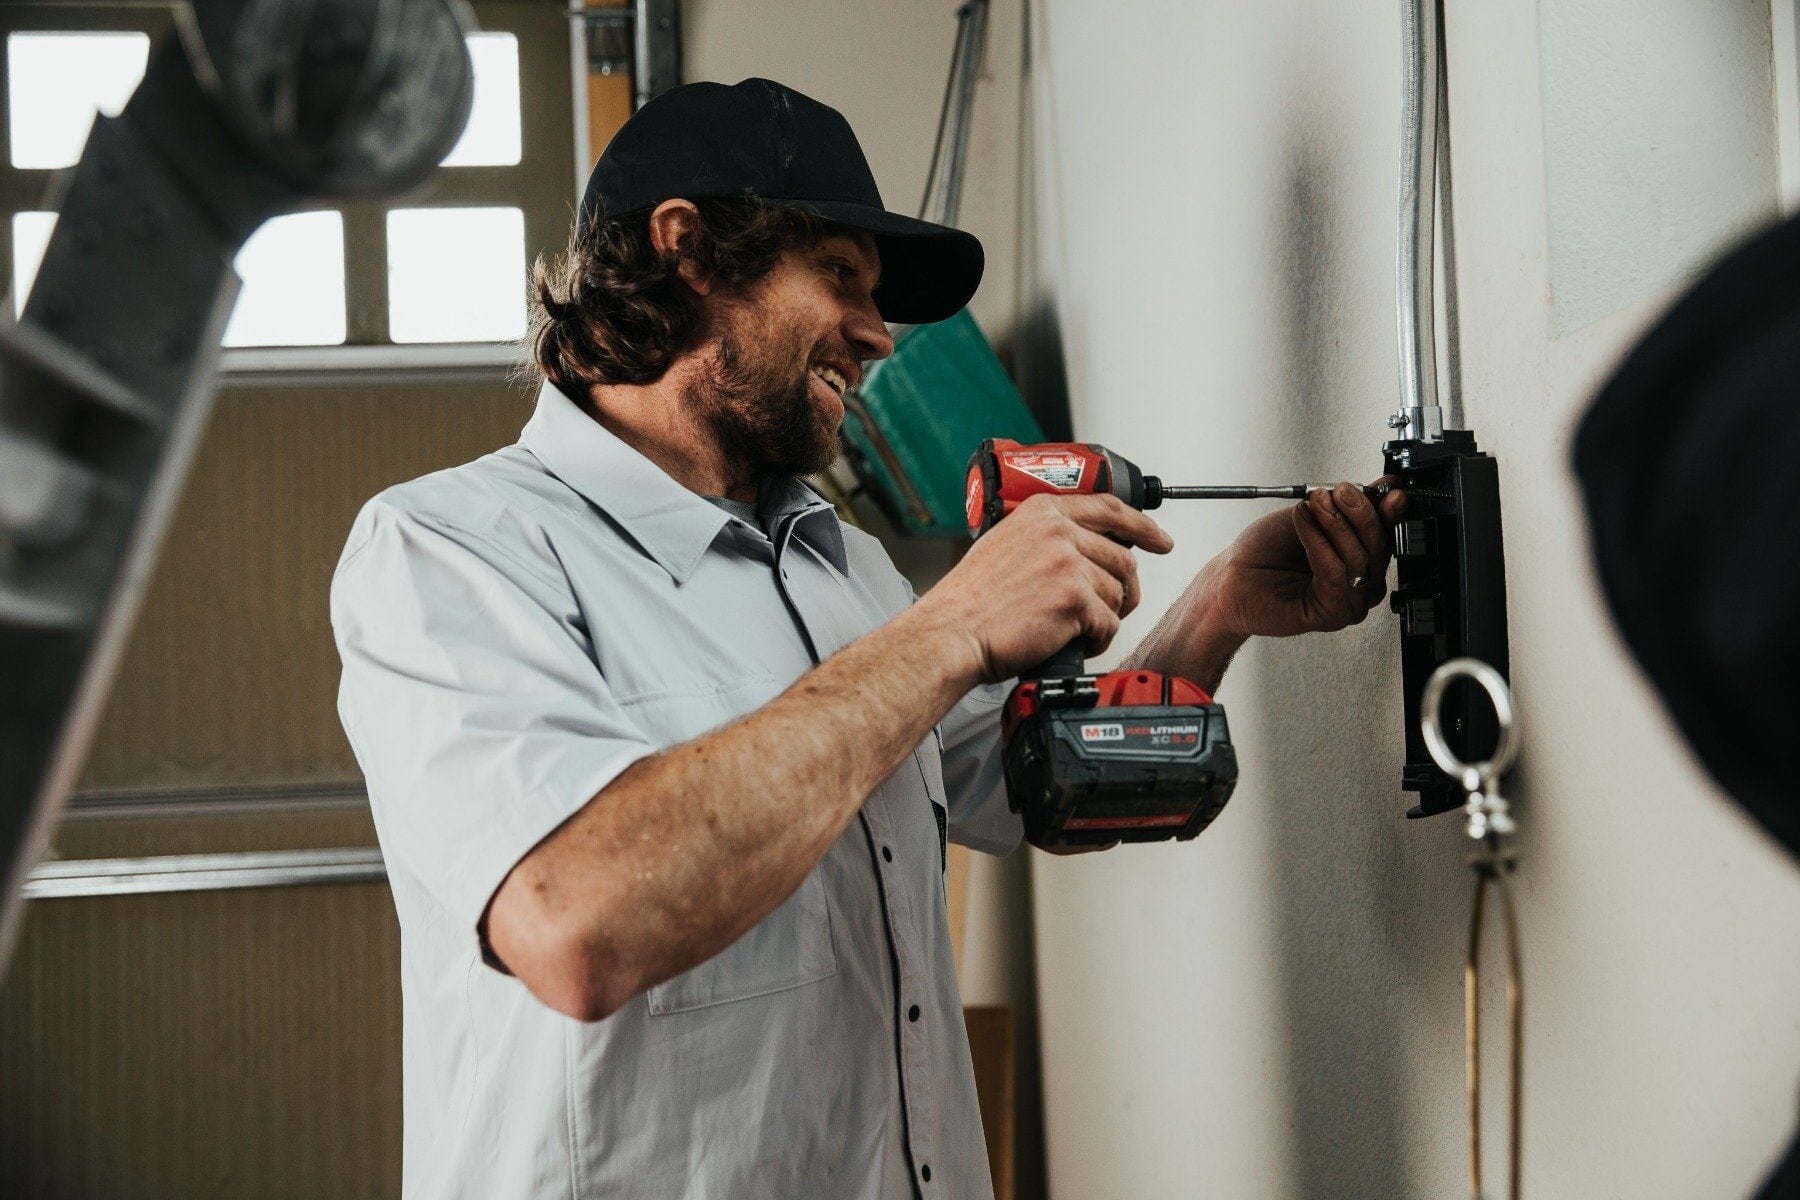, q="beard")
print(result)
[683,300,843,481]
